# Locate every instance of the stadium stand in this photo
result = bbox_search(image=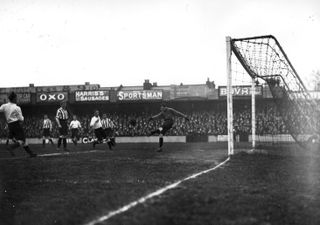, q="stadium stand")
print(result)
[0,102,291,138]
